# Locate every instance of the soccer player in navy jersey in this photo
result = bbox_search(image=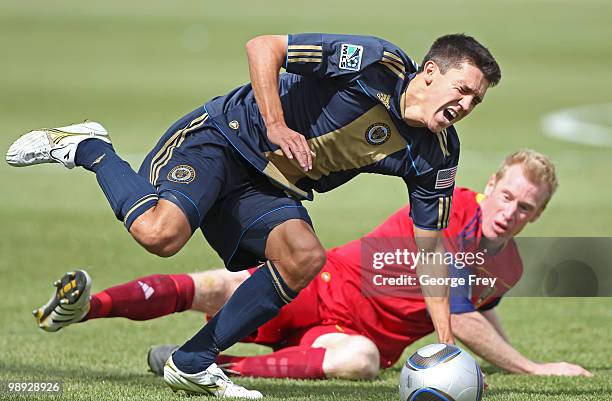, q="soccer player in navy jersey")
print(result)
[33,150,591,379]
[7,33,500,397]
